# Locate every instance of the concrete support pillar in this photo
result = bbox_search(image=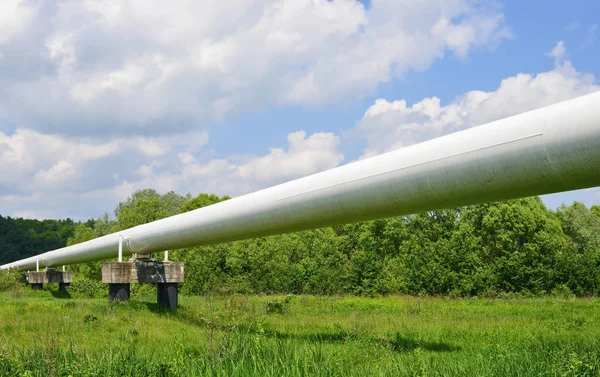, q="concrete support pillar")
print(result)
[108,283,131,302]
[28,271,45,290]
[102,262,131,302]
[28,269,72,291]
[157,283,178,309]
[102,261,184,308]
[59,282,71,291]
